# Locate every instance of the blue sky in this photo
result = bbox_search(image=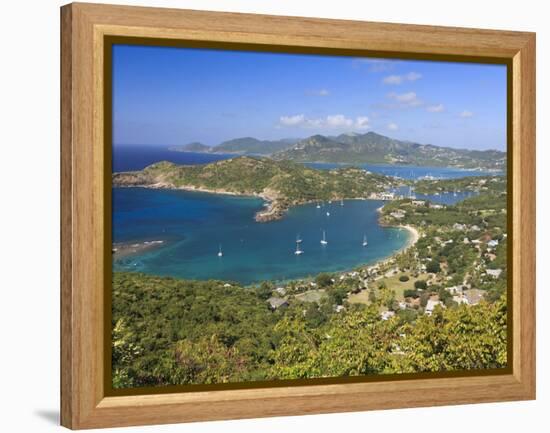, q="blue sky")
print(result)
[113,44,507,151]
